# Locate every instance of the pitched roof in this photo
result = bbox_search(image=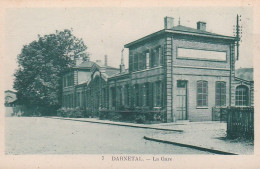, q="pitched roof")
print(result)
[105,69,120,78]
[125,25,235,48]
[75,61,95,68]
[112,69,129,77]
[171,25,220,36]
[235,68,254,82]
